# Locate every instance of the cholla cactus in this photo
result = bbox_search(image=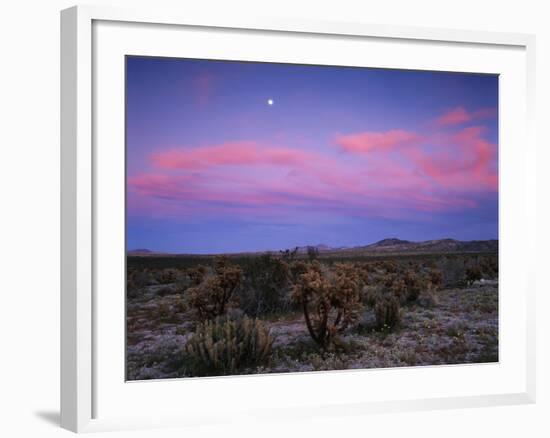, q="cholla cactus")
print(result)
[184,316,274,376]
[289,260,308,283]
[354,262,370,286]
[291,262,363,349]
[187,257,243,321]
[374,293,401,330]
